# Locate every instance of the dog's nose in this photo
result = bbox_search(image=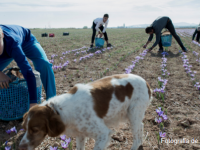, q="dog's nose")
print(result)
[18,144,28,150]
